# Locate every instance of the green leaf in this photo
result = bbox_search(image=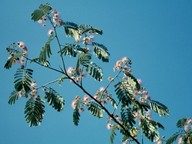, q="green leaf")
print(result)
[88,102,103,118]
[45,88,64,112]
[31,3,52,21]
[121,106,135,127]
[39,35,55,63]
[73,108,80,126]
[150,100,169,117]
[108,97,118,109]
[58,44,78,57]
[93,42,110,62]
[78,53,92,65]
[77,53,103,81]
[14,68,33,93]
[24,97,45,127]
[84,62,103,81]
[64,22,79,41]
[124,72,141,90]
[31,9,44,21]
[79,24,103,35]
[8,91,19,105]
[39,3,52,13]
[4,56,15,69]
[176,118,187,128]
[166,132,180,144]
[140,118,164,142]
[110,124,117,144]
[114,82,132,105]
[4,52,23,69]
